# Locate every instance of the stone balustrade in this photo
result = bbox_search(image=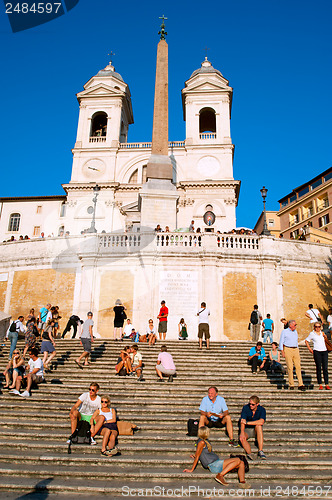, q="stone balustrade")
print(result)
[119,141,185,149]
[199,132,216,139]
[89,136,106,143]
[98,232,260,251]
